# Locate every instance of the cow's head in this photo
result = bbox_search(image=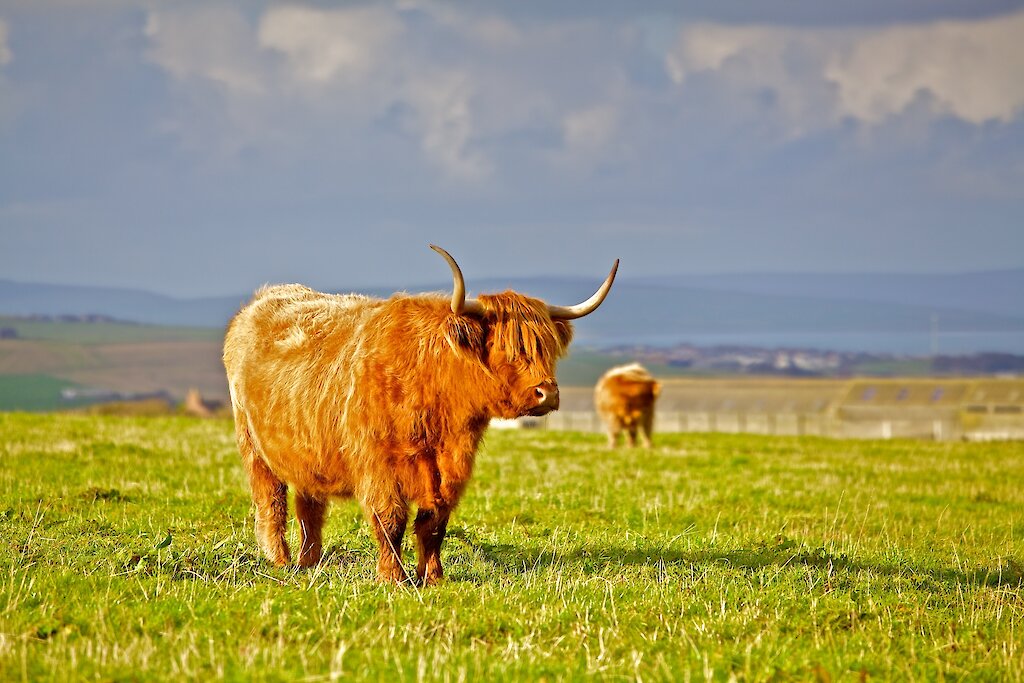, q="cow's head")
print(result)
[431,245,617,419]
